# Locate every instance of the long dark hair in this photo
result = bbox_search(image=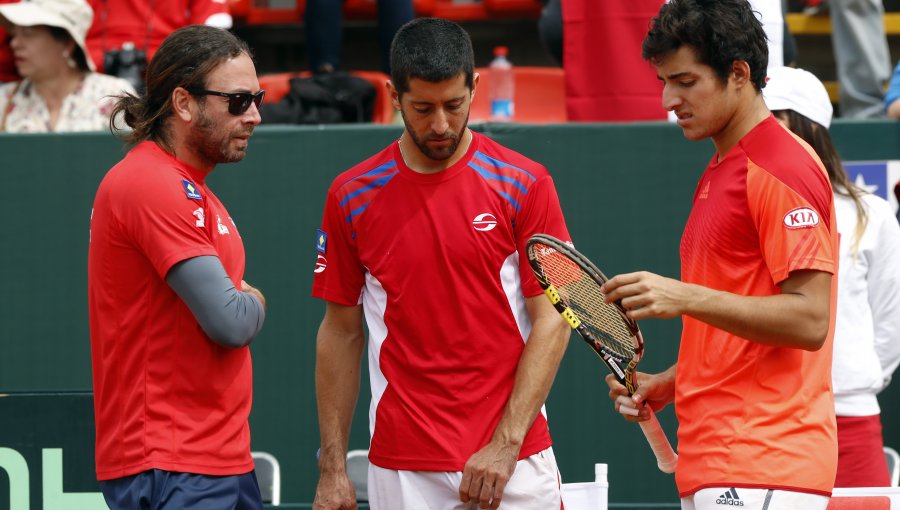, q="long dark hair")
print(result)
[109,25,250,149]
